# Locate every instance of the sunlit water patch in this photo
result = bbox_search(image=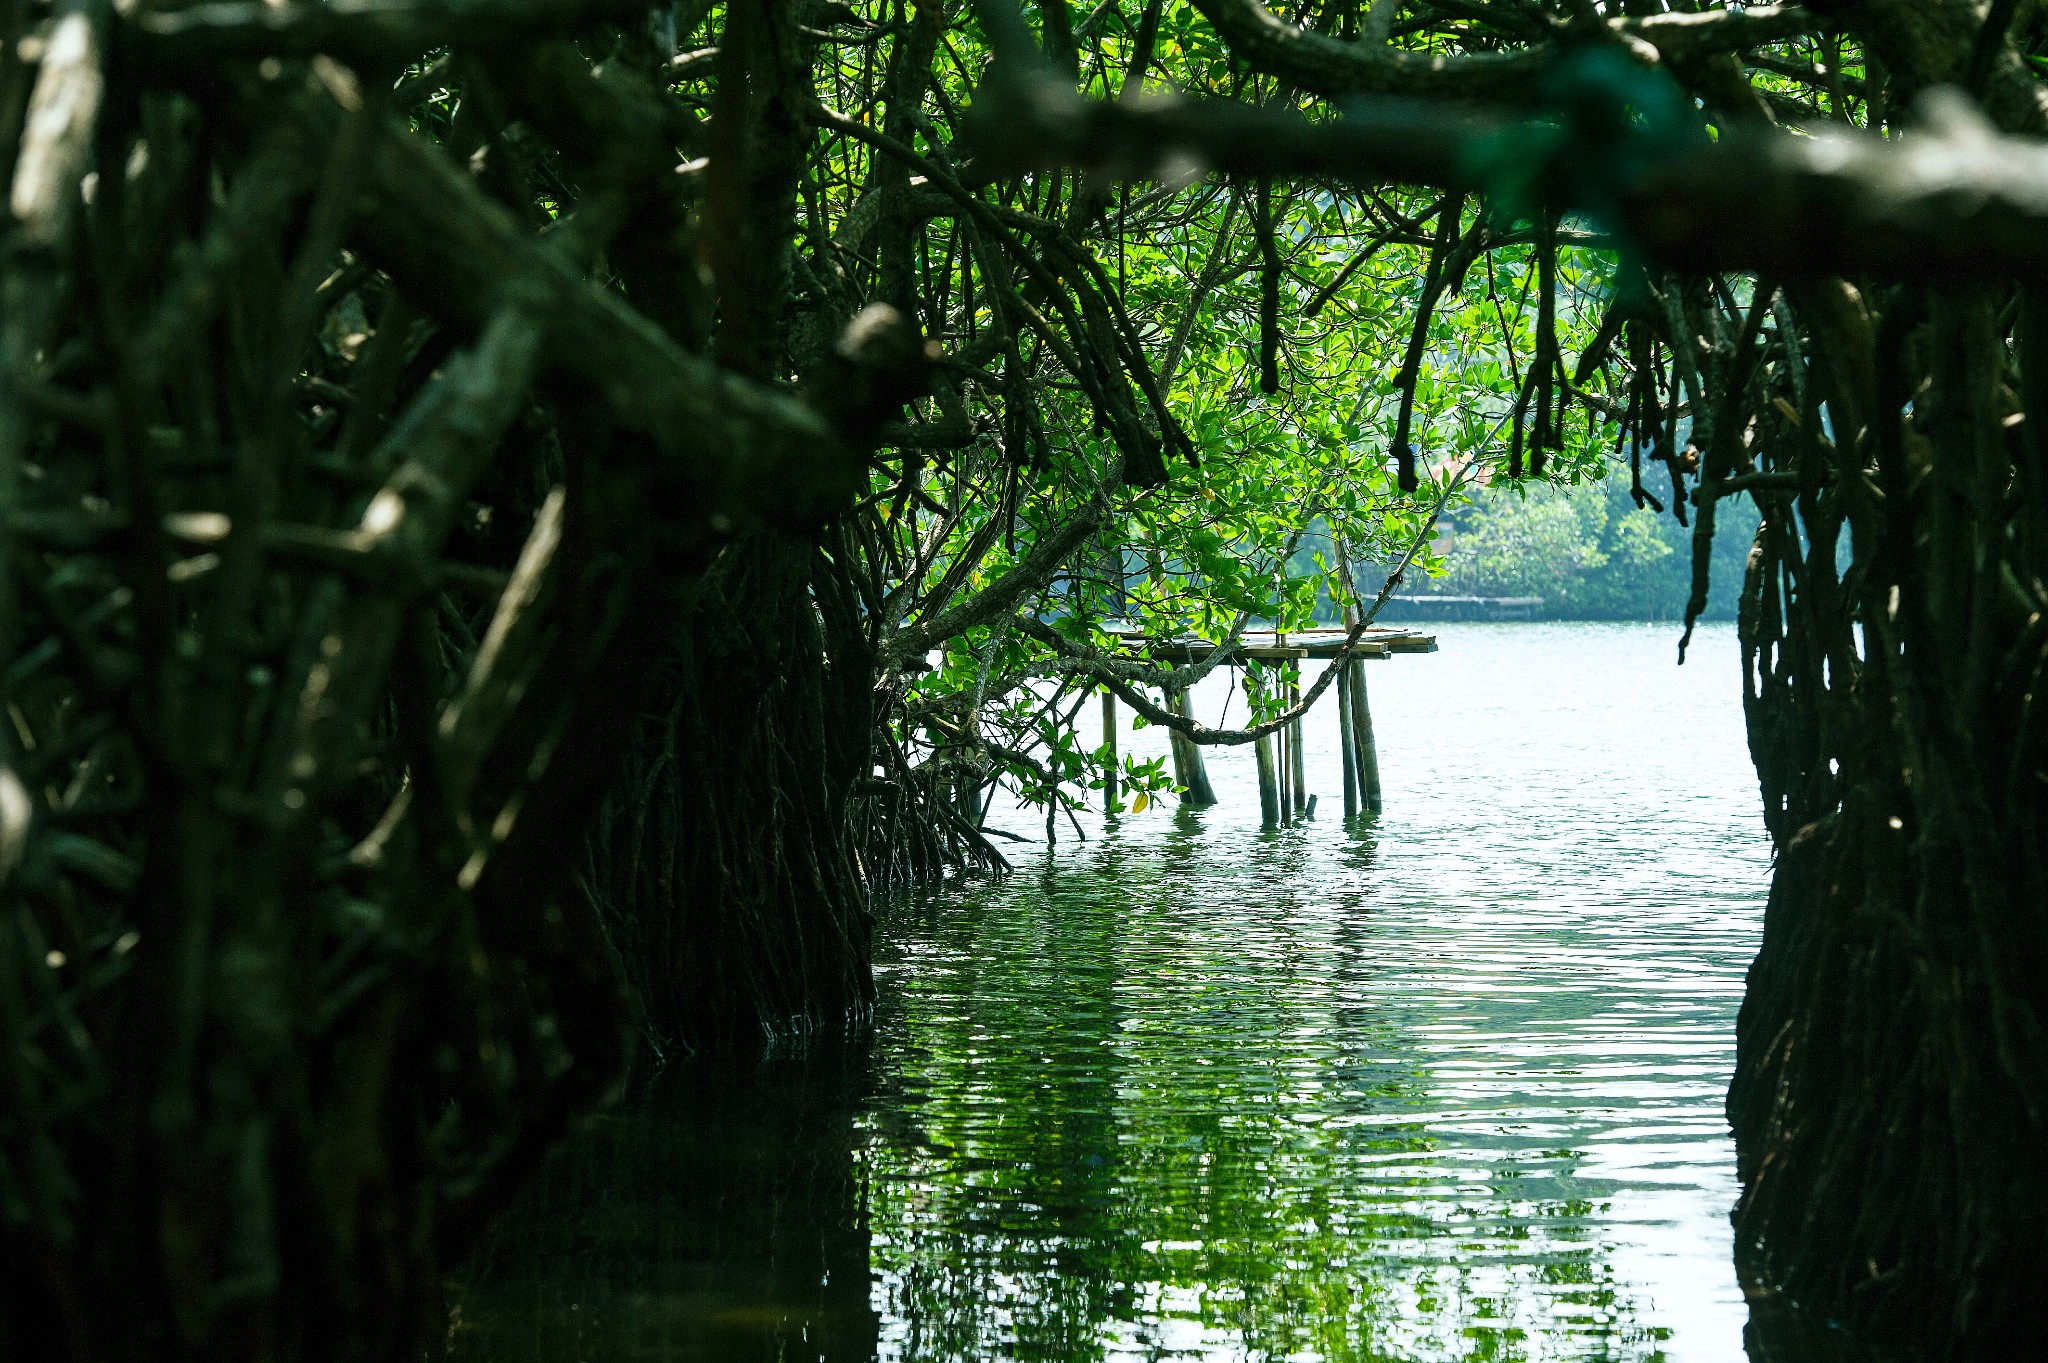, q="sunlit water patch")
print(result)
[452,623,1770,1363]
